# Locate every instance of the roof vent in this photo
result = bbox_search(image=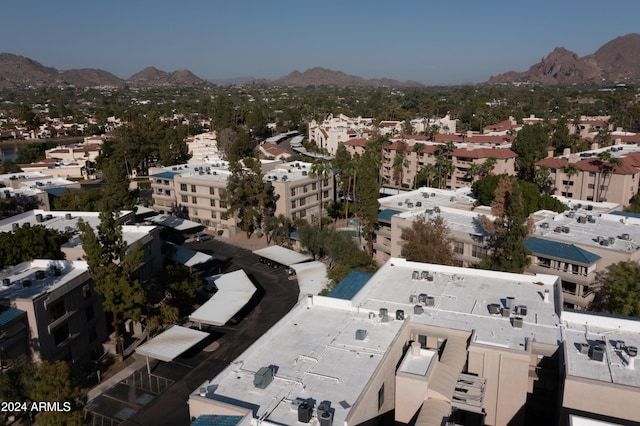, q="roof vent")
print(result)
[414,305,424,315]
[512,317,523,328]
[396,310,405,321]
[425,296,435,306]
[488,303,501,315]
[355,329,368,341]
[35,270,45,280]
[431,193,436,197]
[517,305,528,316]
[2,278,11,286]
[621,233,630,241]
[253,366,275,389]
[298,401,312,423]
[591,344,605,362]
[567,211,575,218]
[577,216,587,224]
[302,170,308,176]
[423,193,429,198]
[540,222,549,228]
[412,271,420,280]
